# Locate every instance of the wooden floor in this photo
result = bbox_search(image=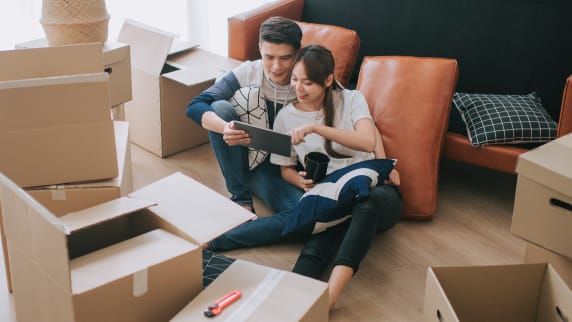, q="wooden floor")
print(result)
[0,142,527,322]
